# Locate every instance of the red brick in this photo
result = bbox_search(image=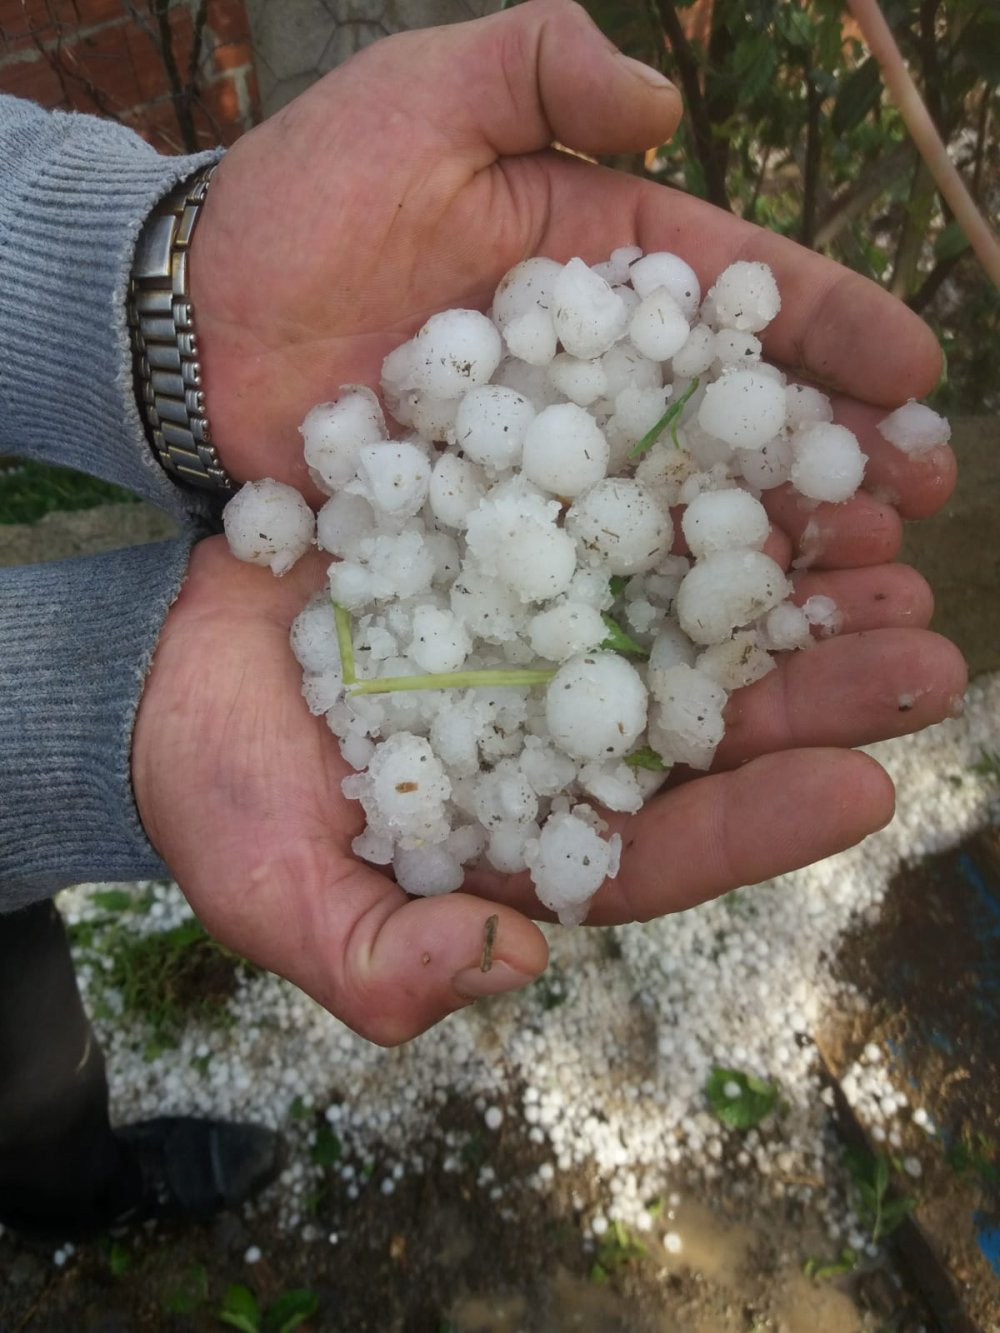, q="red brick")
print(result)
[0,50,70,106]
[0,0,124,54]
[210,37,249,73]
[204,0,248,45]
